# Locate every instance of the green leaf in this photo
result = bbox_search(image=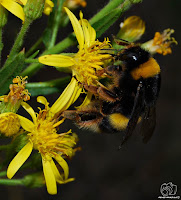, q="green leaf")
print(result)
[92,8,123,38]
[42,0,66,49]
[0,51,25,95]
[89,0,124,25]
[29,50,40,59]
[26,76,71,96]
